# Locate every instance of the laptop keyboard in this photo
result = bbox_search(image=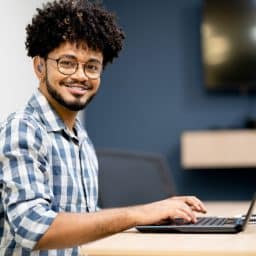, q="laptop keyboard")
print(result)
[170,217,237,226]
[189,217,236,226]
